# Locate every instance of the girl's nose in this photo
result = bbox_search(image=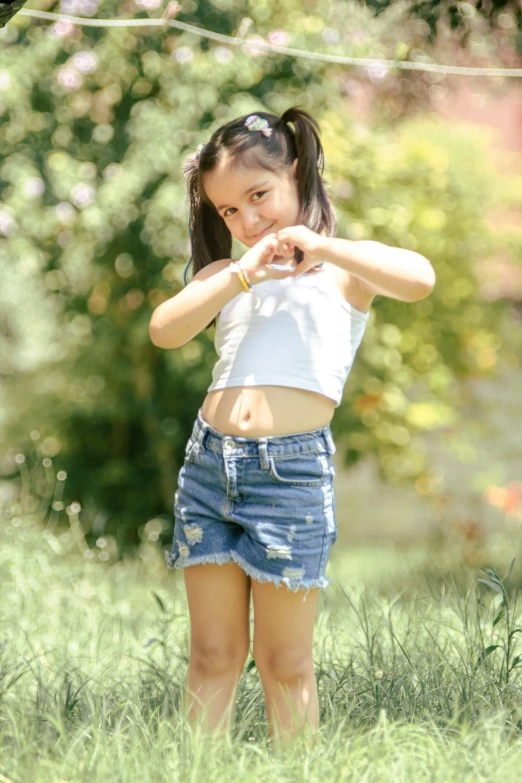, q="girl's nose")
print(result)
[243,222,262,238]
[242,206,261,231]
